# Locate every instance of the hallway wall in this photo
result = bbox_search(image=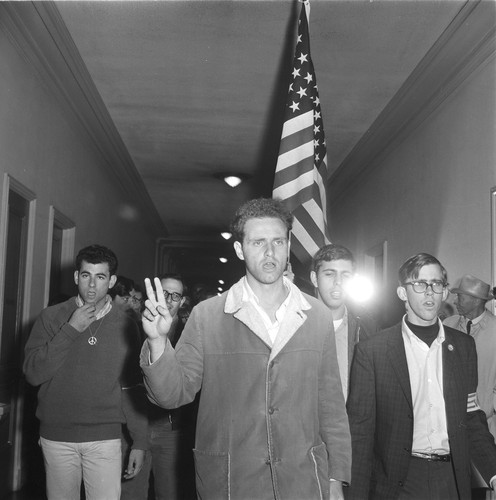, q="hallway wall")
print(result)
[330,49,496,325]
[0,13,161,315]
[0,5,165,494]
